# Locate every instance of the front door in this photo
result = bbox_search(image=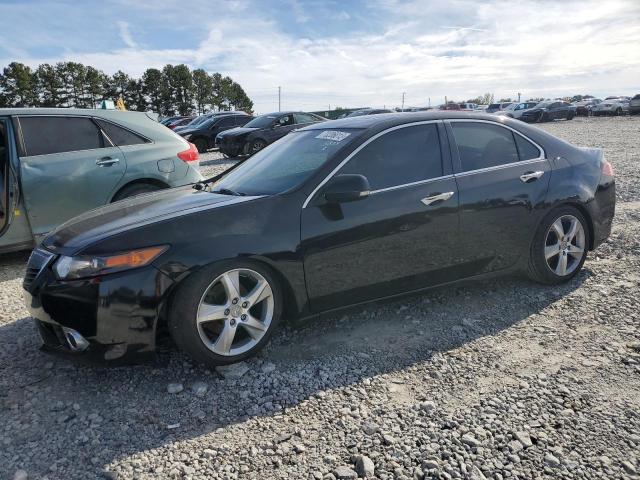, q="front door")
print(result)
[447,120,551,274]
[301,122,460,312]
[17,115,126,237]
